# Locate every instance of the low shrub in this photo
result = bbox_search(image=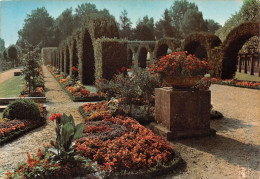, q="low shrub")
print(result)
[3,98,41,120]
